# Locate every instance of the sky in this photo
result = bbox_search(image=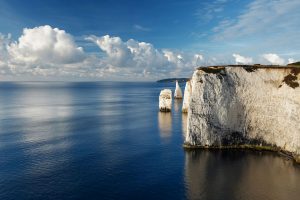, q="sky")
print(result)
[0,0,299,81]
